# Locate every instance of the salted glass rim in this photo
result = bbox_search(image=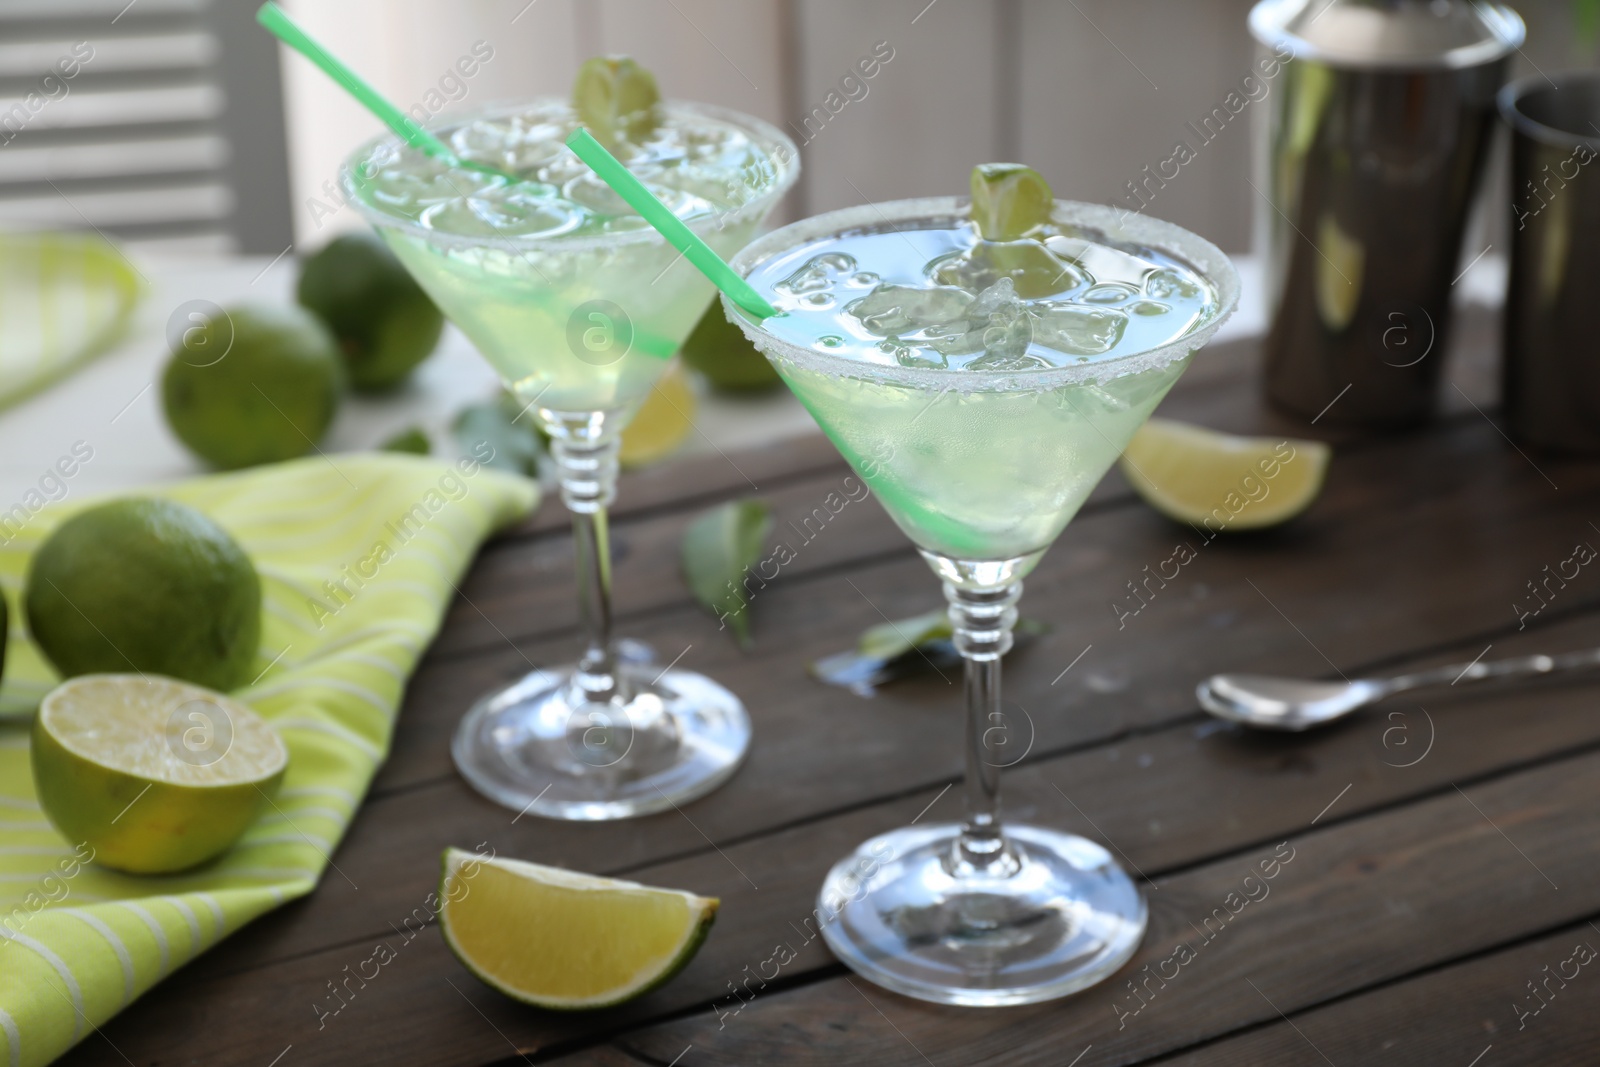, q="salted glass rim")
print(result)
[339,98,801,253]
[722,196,1241,393]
